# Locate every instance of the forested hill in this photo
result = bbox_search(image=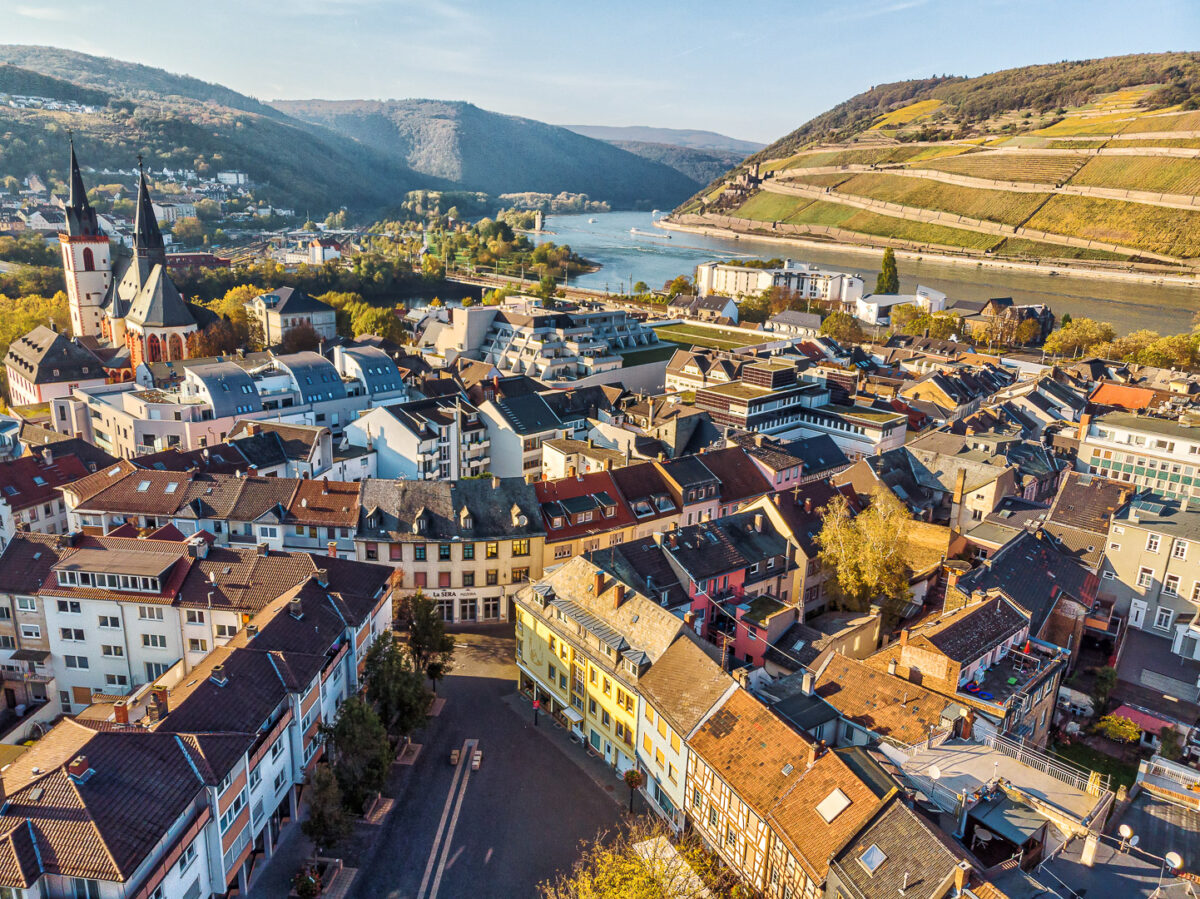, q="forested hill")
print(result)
[673,52,1200,271]
[271,98,701,209]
